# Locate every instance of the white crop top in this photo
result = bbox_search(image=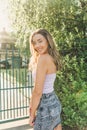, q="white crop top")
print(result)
[32,71,56,94]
